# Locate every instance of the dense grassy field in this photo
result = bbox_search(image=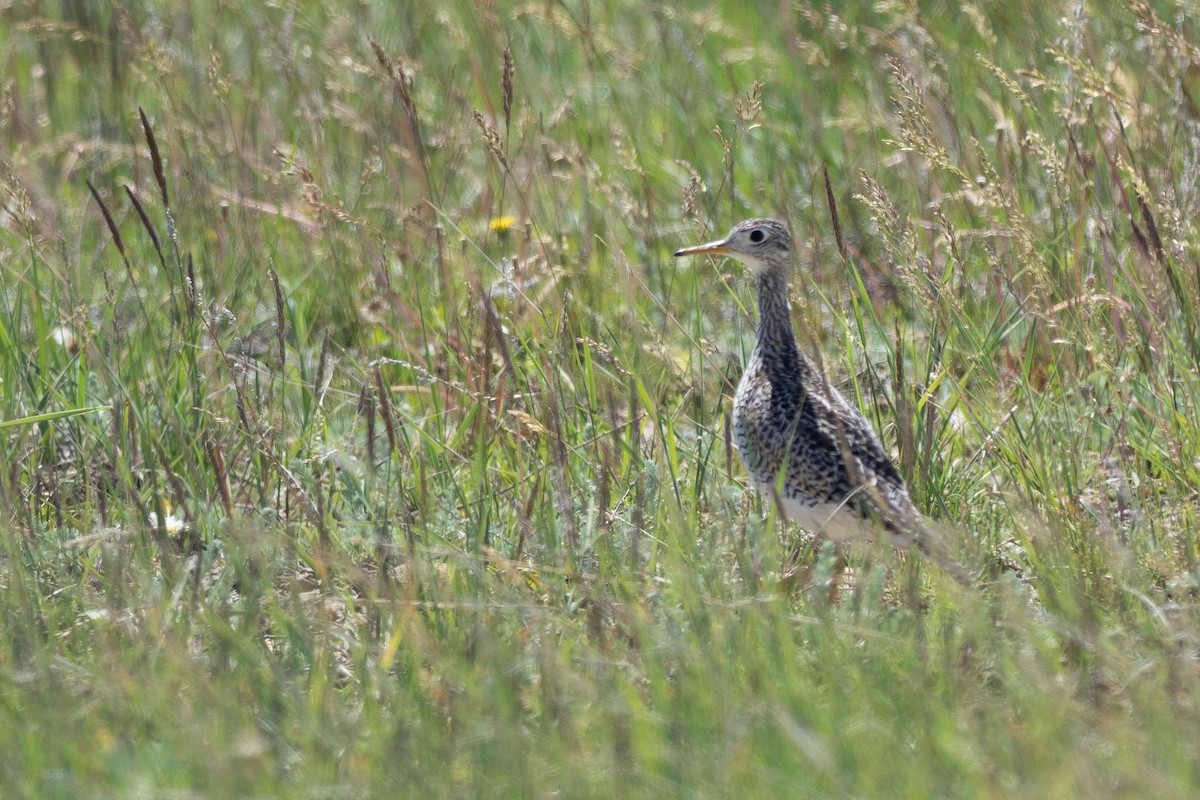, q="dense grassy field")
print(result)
[3,0,1200,796]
